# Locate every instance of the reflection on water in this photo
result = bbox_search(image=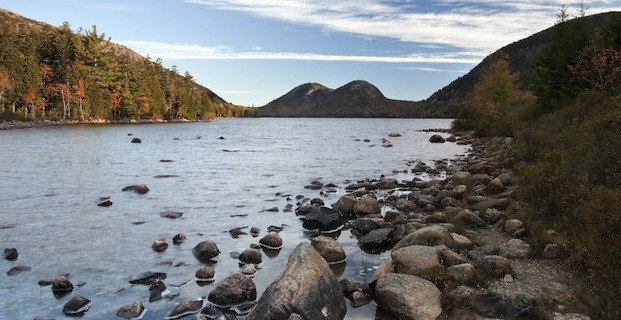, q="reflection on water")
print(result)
[0,118,467,319]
